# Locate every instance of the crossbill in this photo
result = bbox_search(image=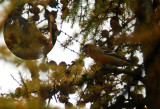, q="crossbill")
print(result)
[82,43,130,66]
